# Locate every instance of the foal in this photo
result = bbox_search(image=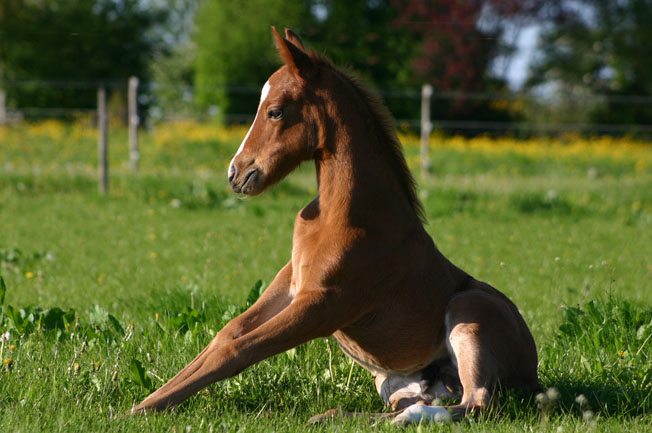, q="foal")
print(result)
[134,28,538,425]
